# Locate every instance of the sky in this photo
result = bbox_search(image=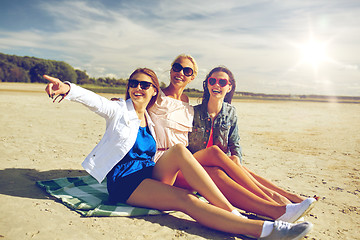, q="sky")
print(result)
[0,0,359,96]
